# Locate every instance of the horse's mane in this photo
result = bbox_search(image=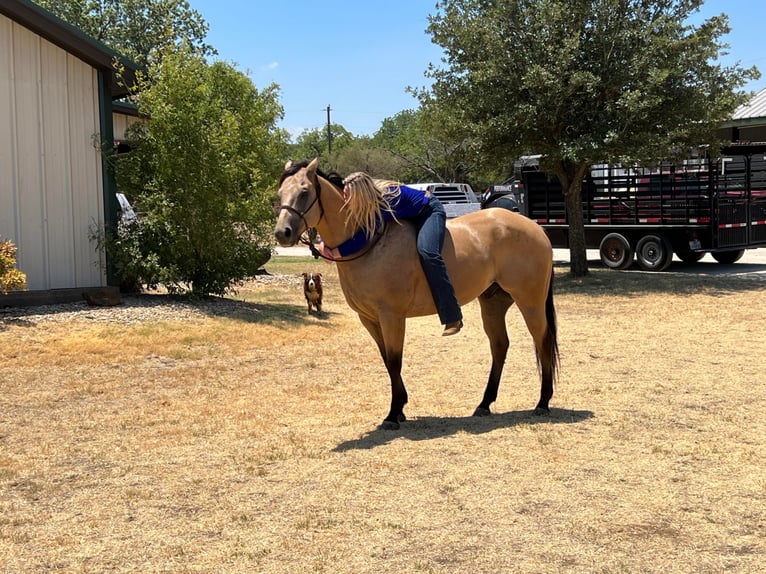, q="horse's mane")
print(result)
[280,159,344,189]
